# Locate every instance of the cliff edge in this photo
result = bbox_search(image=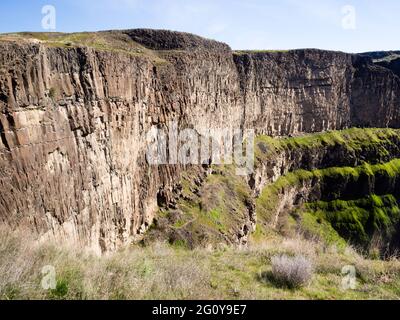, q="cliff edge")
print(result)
[0,29,399,252]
